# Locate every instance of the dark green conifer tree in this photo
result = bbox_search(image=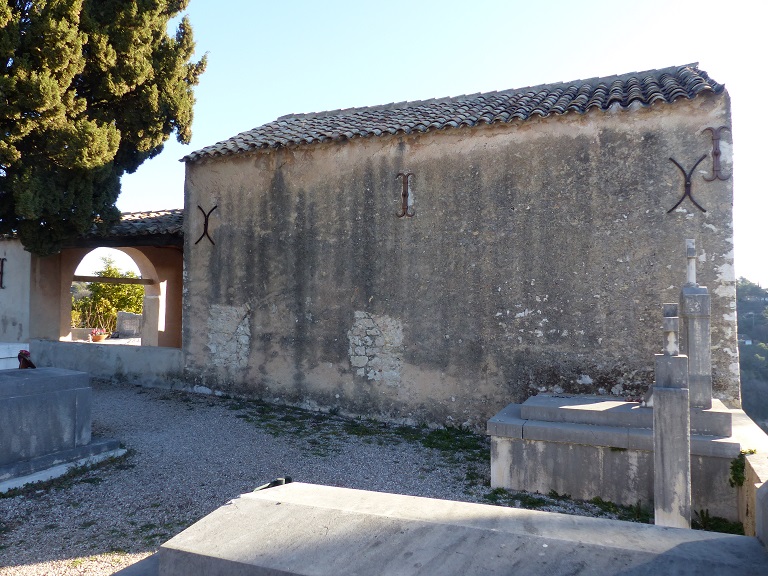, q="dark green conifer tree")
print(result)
[0,0,206,255]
